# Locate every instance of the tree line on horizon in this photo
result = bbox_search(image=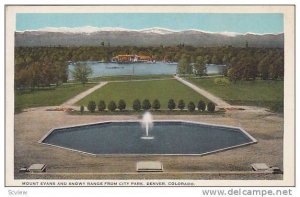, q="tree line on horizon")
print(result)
[15,45,283,90]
